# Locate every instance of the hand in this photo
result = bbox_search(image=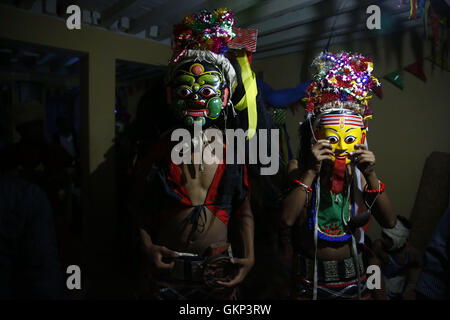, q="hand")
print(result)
[349,144,376,178]
[216,257,254,288]
[309,139,334,174]
[143,244,179,271]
